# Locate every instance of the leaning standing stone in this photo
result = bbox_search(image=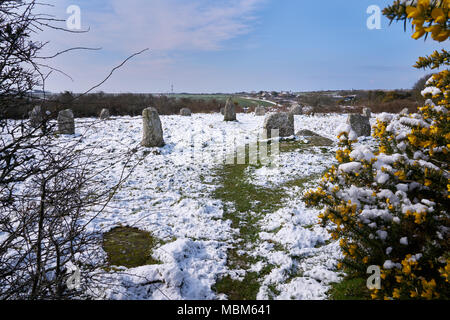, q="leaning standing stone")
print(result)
[347,114,371,137]
[180,108,192,116]
[263,112,295,138]
[142,107,165,147]
[99,108,110,120]
[57,109,75,135]
[29,105,44,128]
[223,98,237,121]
